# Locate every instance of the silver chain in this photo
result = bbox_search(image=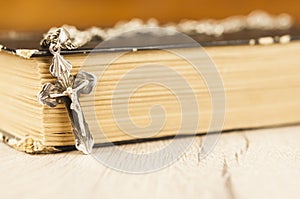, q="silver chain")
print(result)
[41,10,293,49]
